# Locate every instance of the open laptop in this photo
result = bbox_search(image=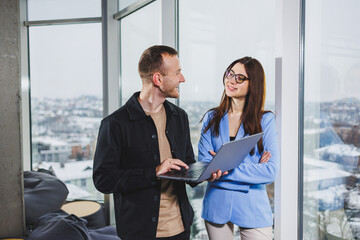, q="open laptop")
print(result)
[158,132,264,183]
